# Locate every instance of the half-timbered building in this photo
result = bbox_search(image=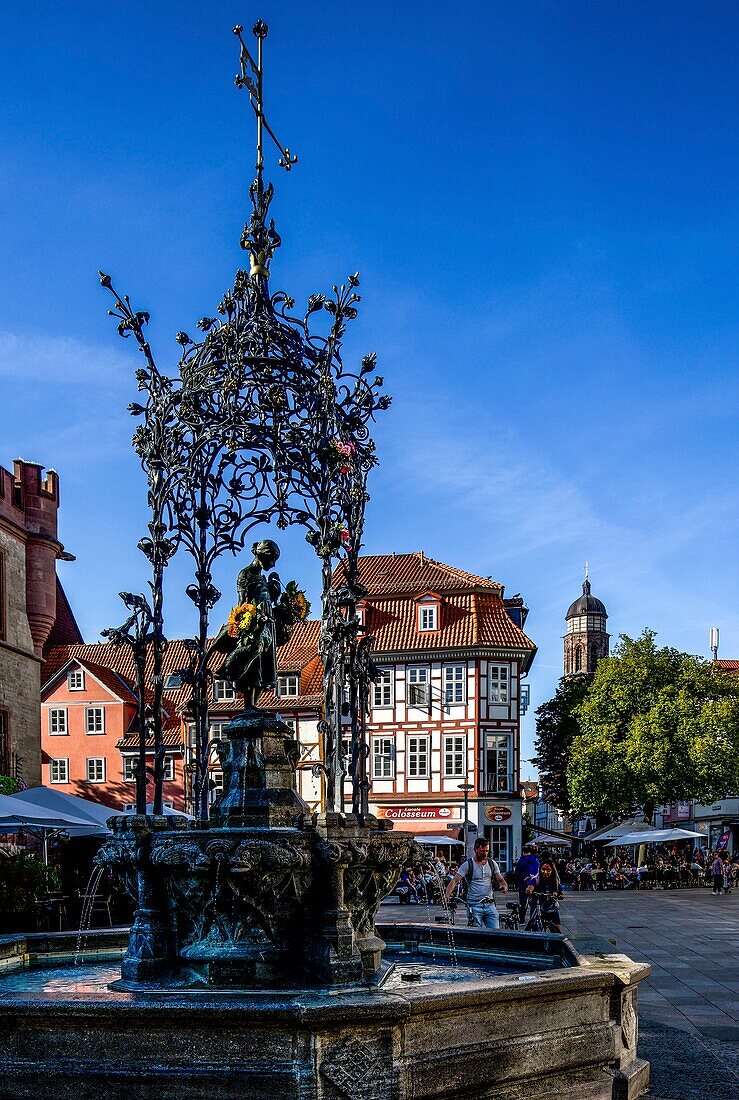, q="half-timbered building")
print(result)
[345,552,537,870]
